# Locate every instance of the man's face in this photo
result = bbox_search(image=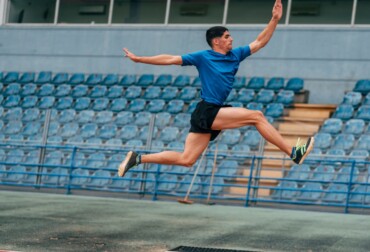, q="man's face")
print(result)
[214,31,233,52]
